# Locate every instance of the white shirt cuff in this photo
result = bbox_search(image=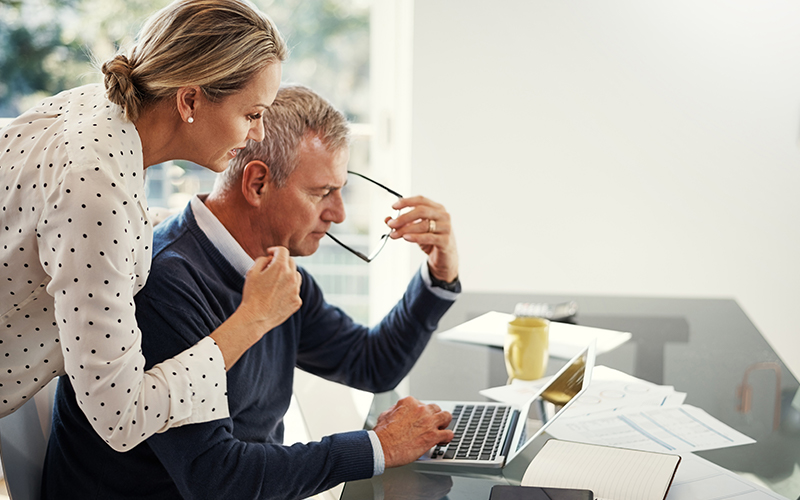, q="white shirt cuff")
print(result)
[367,430,385,476]
[420,262,460,301]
